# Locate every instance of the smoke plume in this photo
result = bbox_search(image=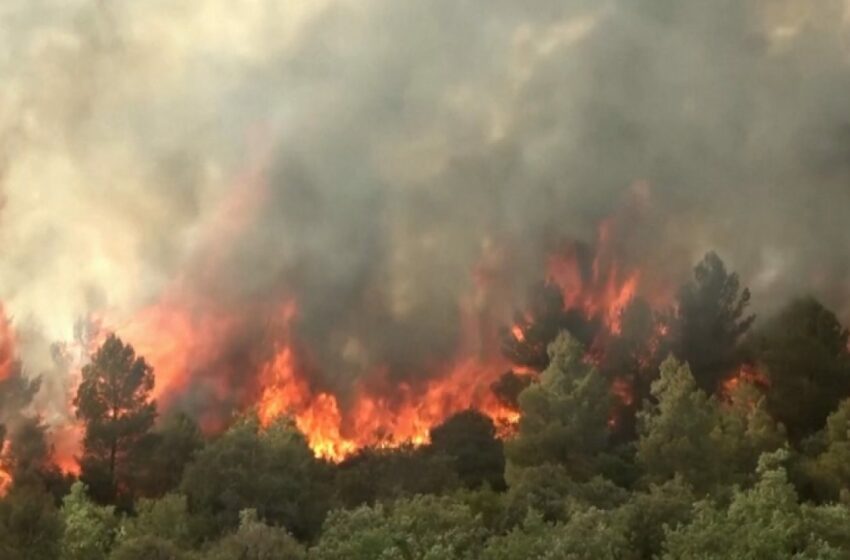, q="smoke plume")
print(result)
[2,0,850,451]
